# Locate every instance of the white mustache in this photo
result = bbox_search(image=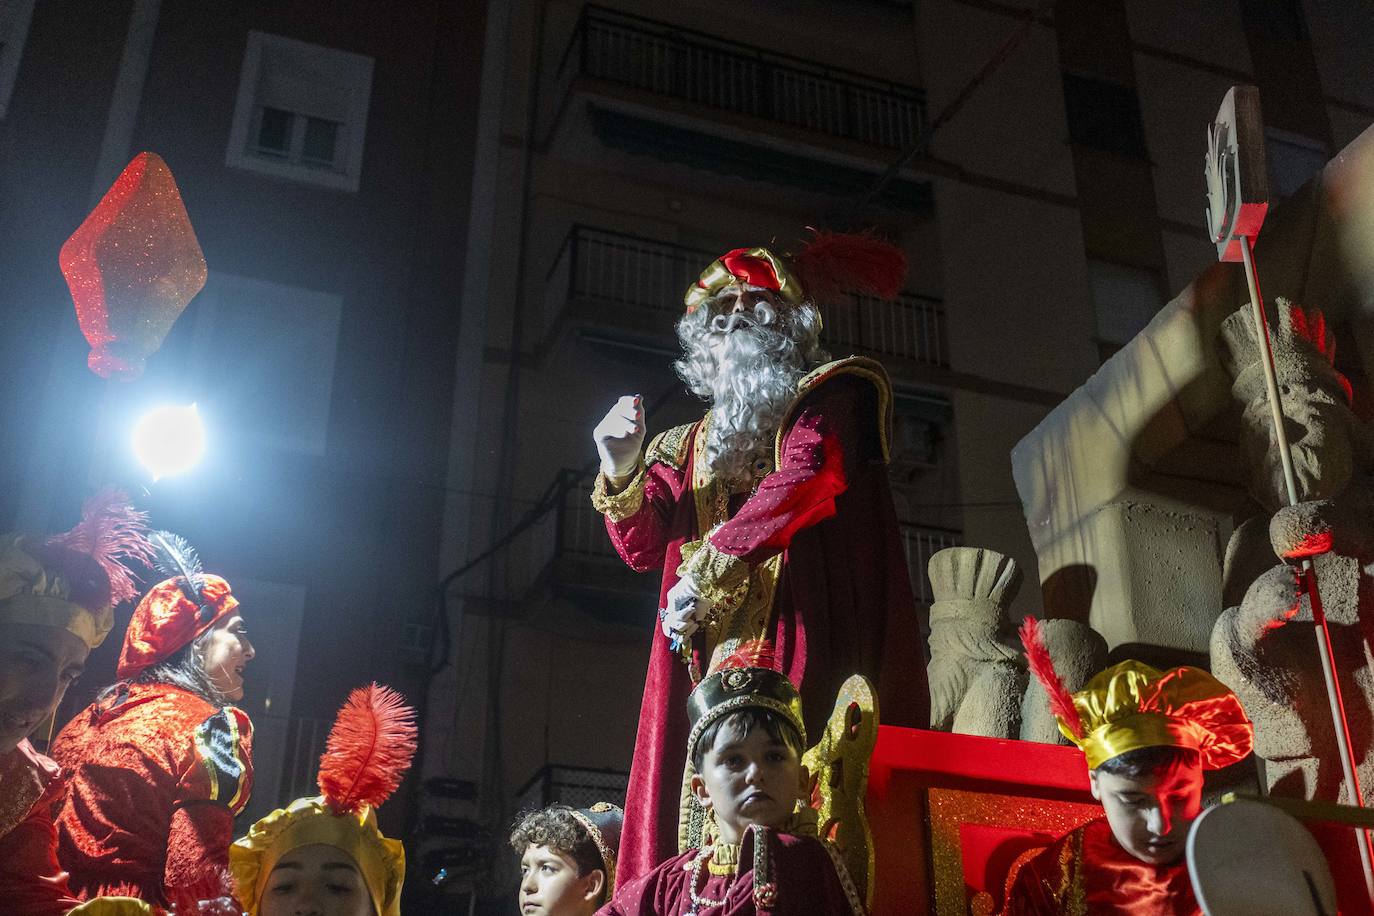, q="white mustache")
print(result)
[710,302,776,334]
